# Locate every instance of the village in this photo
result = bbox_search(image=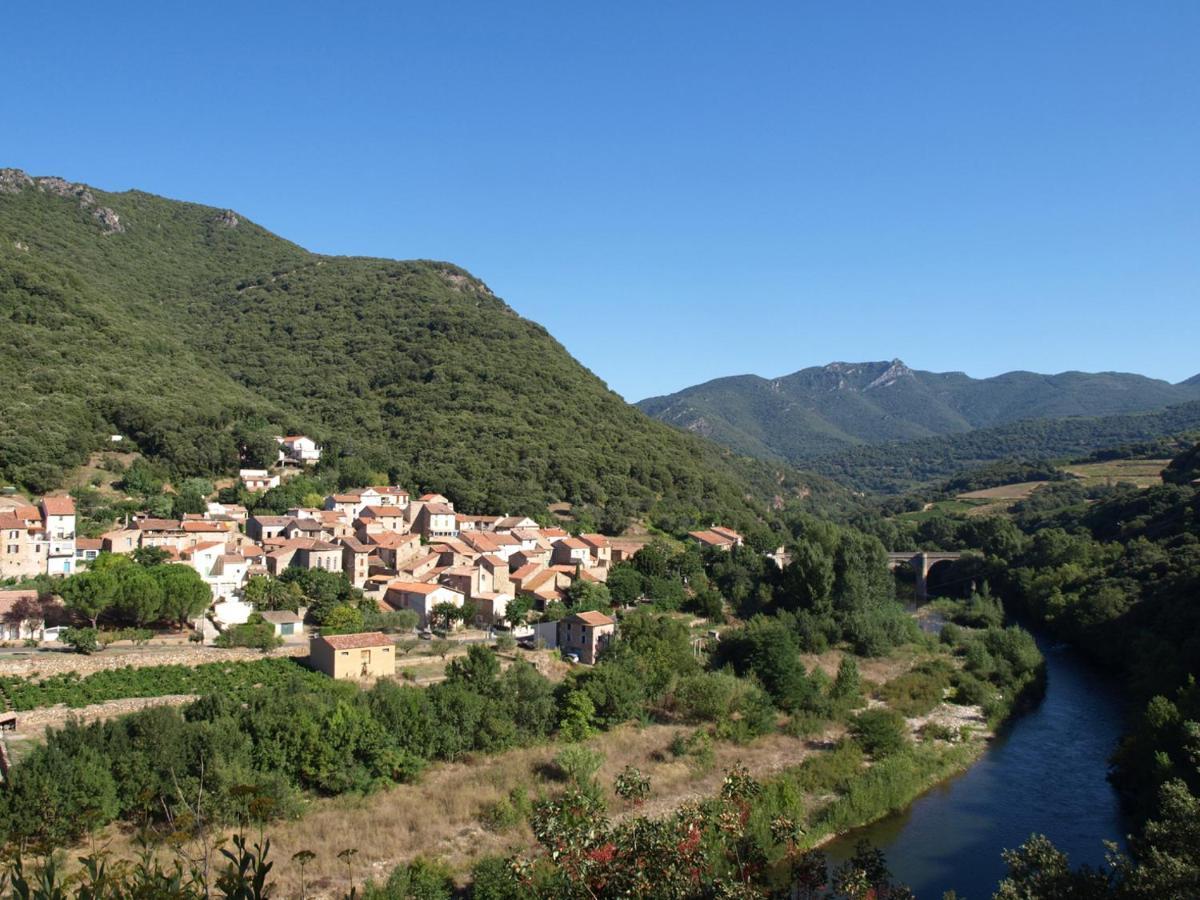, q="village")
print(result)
[0,435,749,678]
